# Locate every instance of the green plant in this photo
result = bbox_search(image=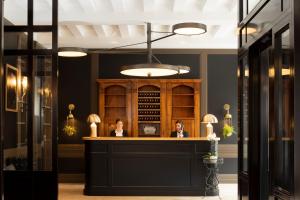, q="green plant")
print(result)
[63,125,77,136]
[202,152,218,160]
[223,124,236,138]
